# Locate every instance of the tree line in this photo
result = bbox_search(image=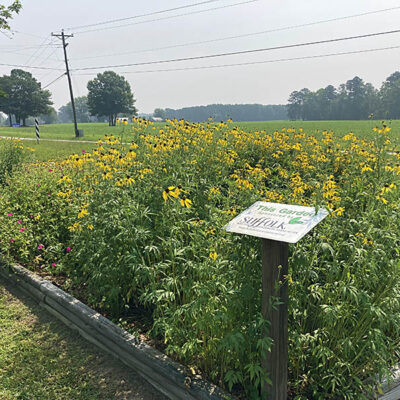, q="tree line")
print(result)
[0,70,136,126]
[287,71,400,120]
[154,104,288,122]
